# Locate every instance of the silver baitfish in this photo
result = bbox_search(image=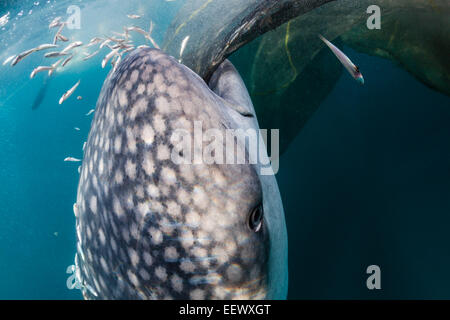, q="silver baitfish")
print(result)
[74,48,287,299]
[59,80,81,105]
